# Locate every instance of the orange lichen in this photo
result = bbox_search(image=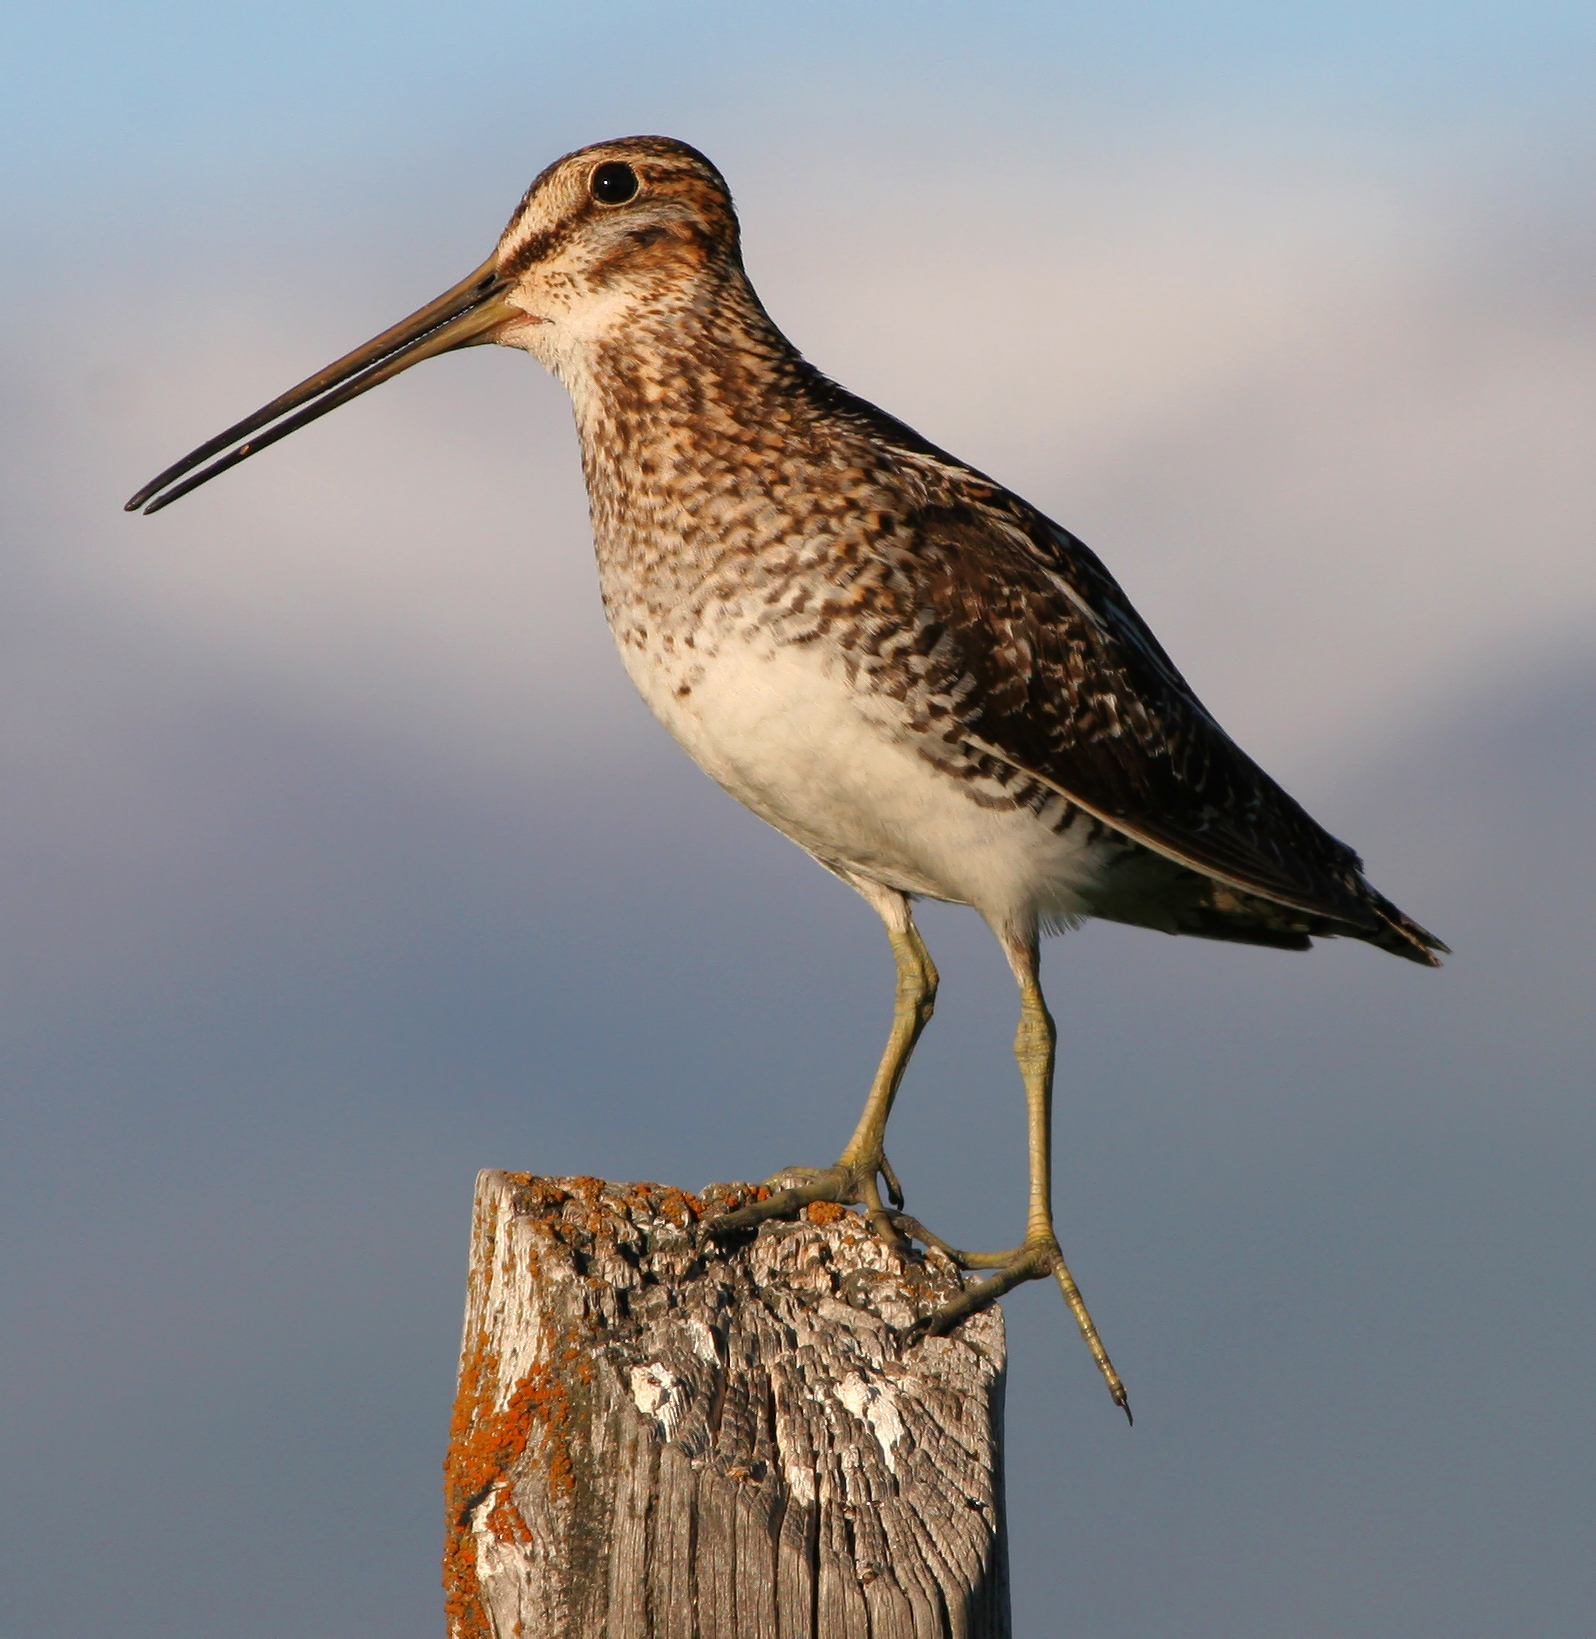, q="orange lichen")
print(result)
[445,1174,738,1633]
[657,1187,704,1226]
[509,1175,571,1219]
[805,1200,850,1225]
[442,1323,506,1639]
[485,1482,533,1547]
[444,1335,585,1633]
[443,1183,596,1638]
